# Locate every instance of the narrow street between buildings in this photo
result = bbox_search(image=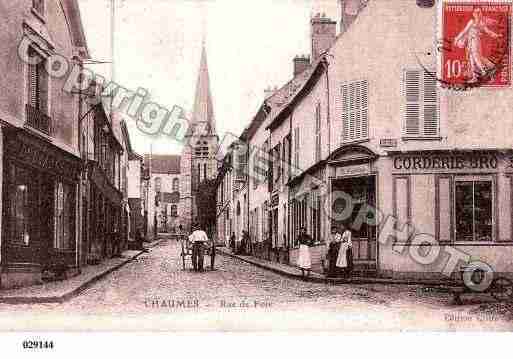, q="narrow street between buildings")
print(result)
[0,238,511,331]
